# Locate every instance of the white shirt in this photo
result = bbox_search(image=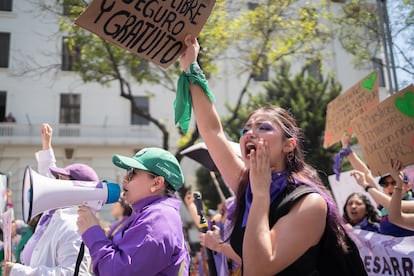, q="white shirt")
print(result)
[11,149,91,276]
